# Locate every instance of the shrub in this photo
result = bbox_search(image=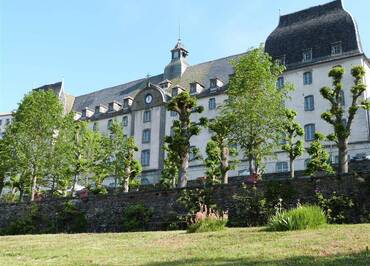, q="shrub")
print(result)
[187,204,228,233]
[267,205,326,231]
[122,203,153,232]
[316,192,354,224]
[228,184,271,227]
[55,201,87,233]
